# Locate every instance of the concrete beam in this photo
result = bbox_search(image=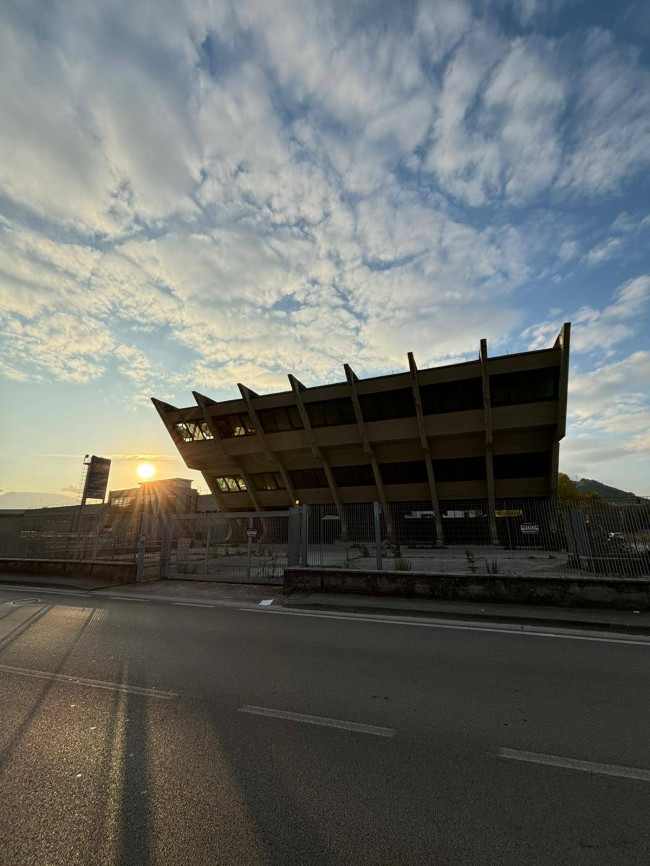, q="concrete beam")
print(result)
[407,352,443,546]
[479,339,499,545]
[238,383,297,506]
[344,364,393,538]
[289,374,347,537]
